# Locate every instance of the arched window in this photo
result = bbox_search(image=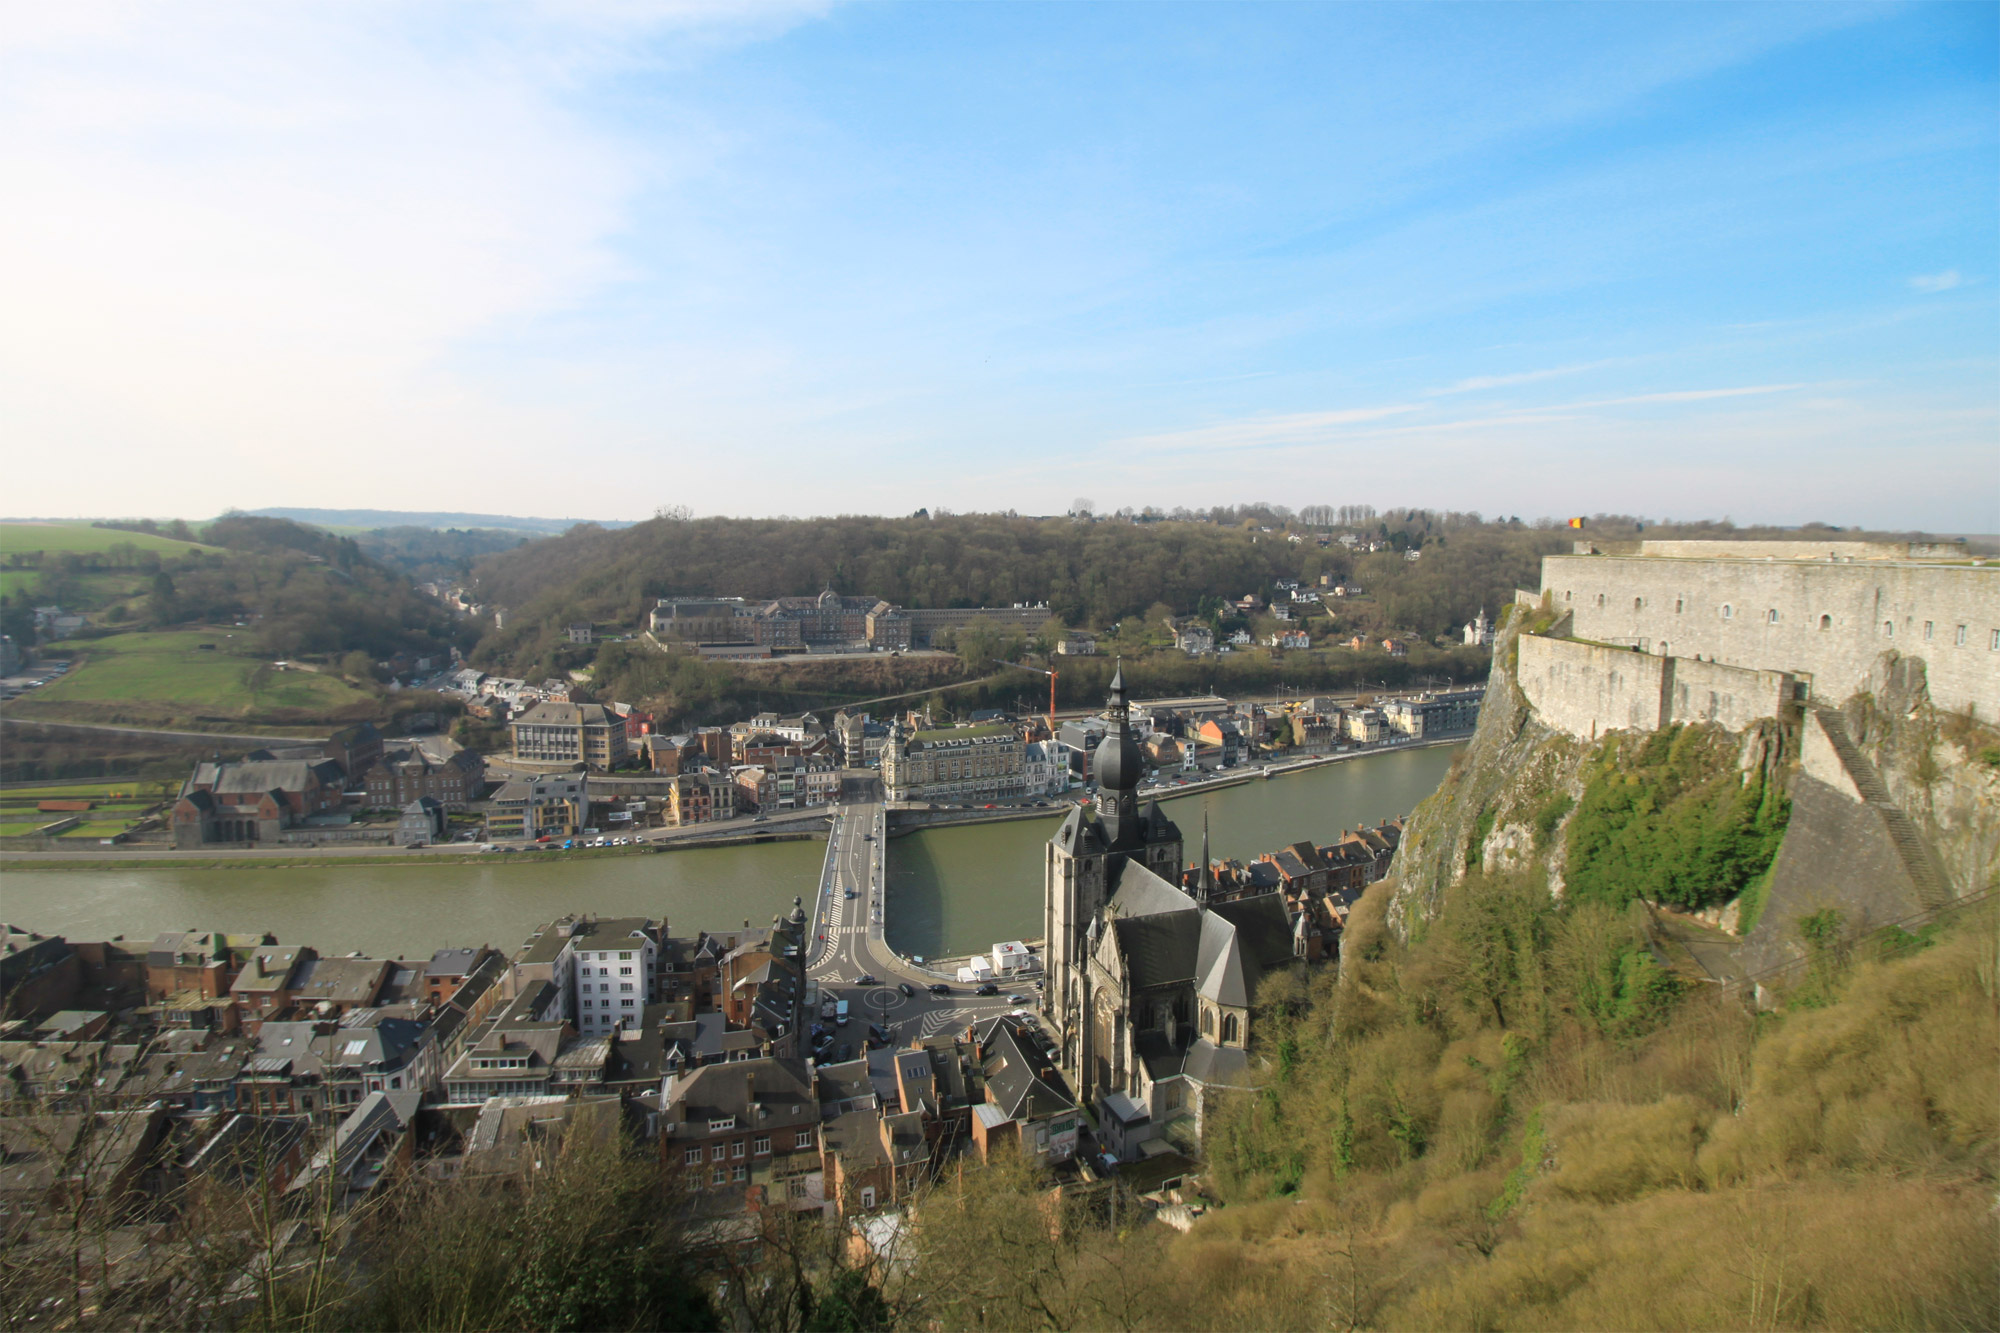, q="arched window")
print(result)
[1634,597,1643,612]
[1819,614,1832,631]
[1200,1008,1214,1036]
[1221,1013,1239,1044]
[1767,609,1780,624]
[1883,621,1894,638]
[1722,604,1733,620]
